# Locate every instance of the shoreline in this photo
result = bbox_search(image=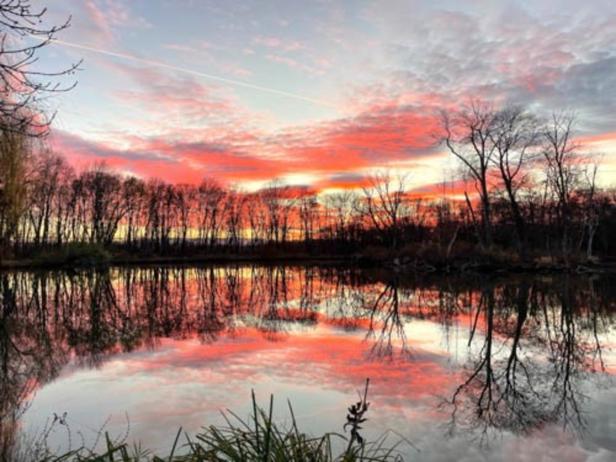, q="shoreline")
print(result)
[0,253,352,270]
[2,252,616,274]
